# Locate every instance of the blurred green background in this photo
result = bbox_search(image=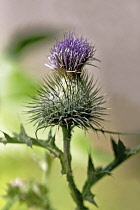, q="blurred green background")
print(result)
[0,1,140,209]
